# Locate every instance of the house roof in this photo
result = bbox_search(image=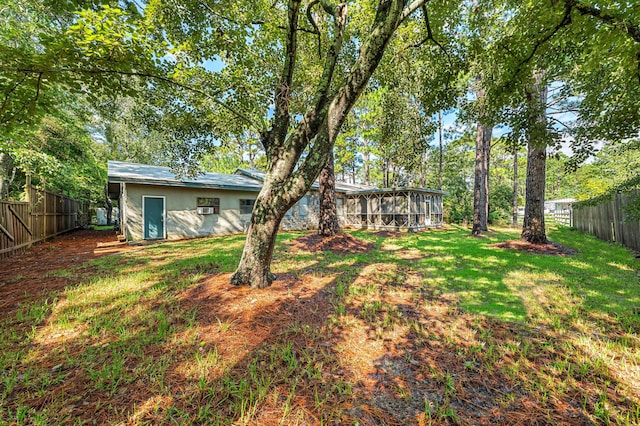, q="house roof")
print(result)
[545,198,576,204]
[344,187,448,196]
[108,161,447,198]
[108,161,264,192]
[234,168,376,193]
